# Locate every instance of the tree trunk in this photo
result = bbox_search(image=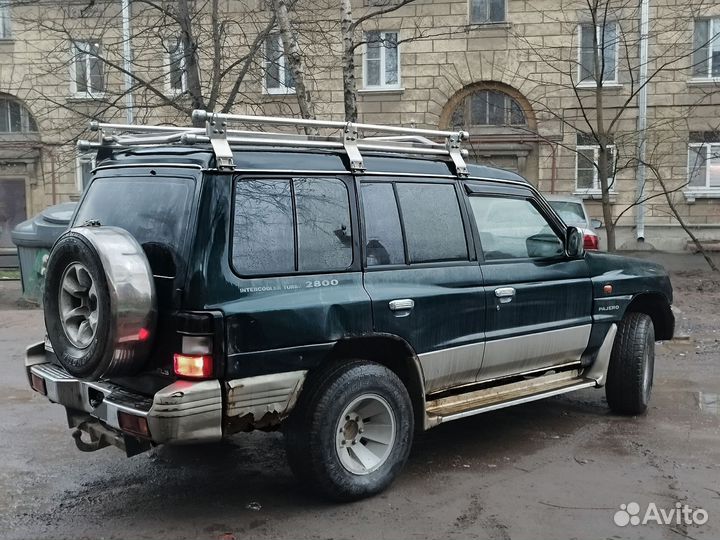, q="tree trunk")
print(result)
[597,143,616,251]
[592,17,616,252]
[340,0,358,122]
[177,0,205,116]
[271,0,316,133]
